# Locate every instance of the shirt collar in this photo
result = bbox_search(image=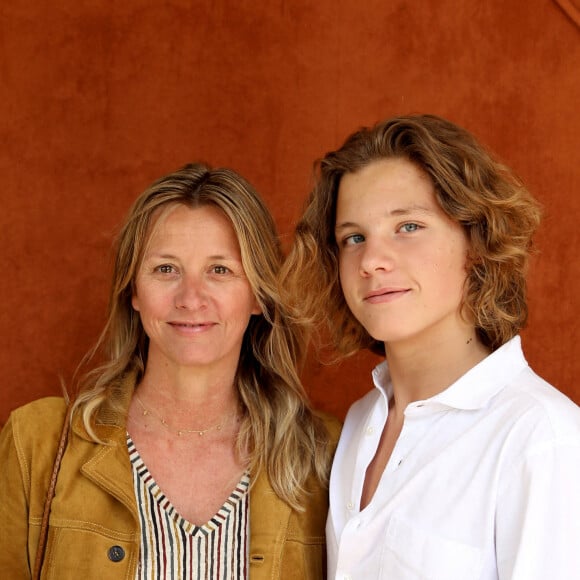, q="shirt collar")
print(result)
[371,335,528,411]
